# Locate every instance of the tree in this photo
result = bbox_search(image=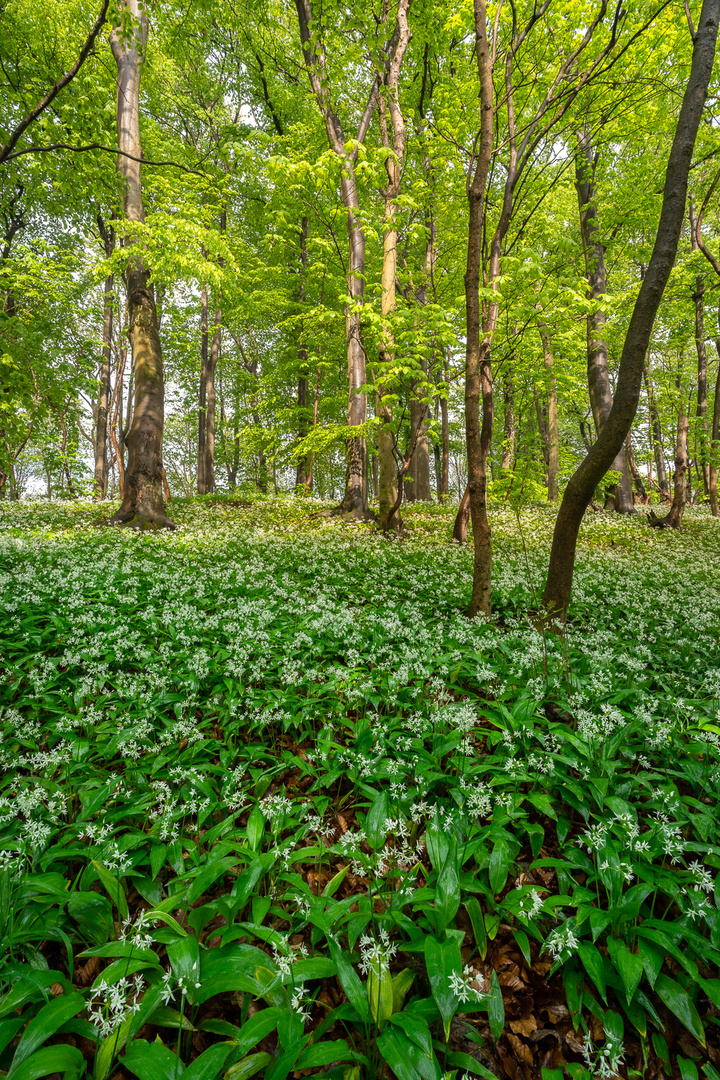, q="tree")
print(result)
[542,0,719,617]
[108,0,173,528]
